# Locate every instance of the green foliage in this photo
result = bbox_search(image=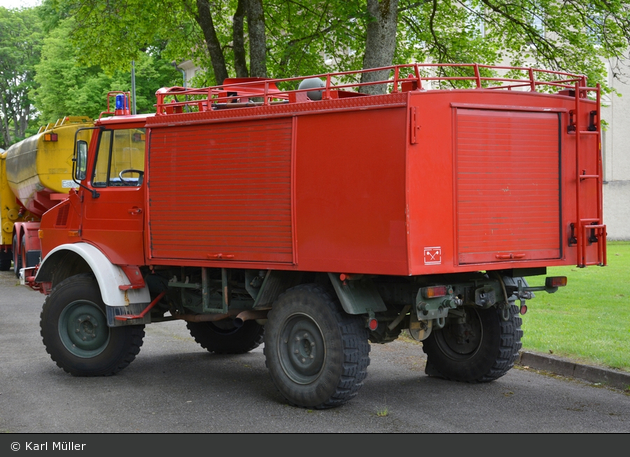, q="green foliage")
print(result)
[8,0,630,135]
[523,241,630,372]
[0,6,43,147]
[32,18,181,122]
[395,0,629,89]
[40,0,630,93]
[265,0,366,78]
